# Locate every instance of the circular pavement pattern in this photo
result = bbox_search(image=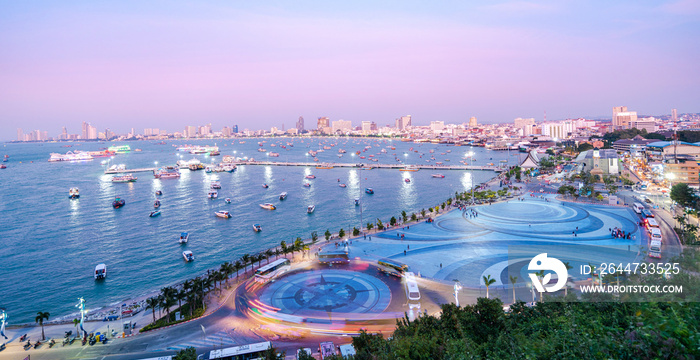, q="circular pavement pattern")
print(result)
[258,269,392,316]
